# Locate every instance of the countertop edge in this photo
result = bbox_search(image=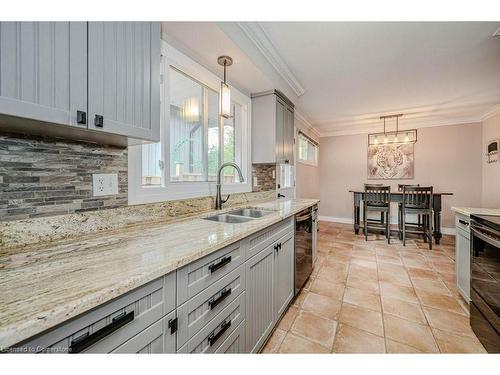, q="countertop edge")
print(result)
[1,198,319,348]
